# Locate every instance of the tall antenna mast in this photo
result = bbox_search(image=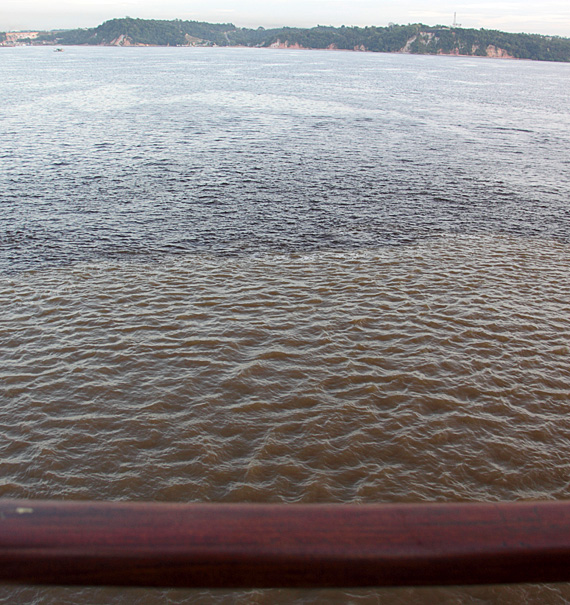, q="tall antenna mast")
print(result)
[453,12,461,27]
